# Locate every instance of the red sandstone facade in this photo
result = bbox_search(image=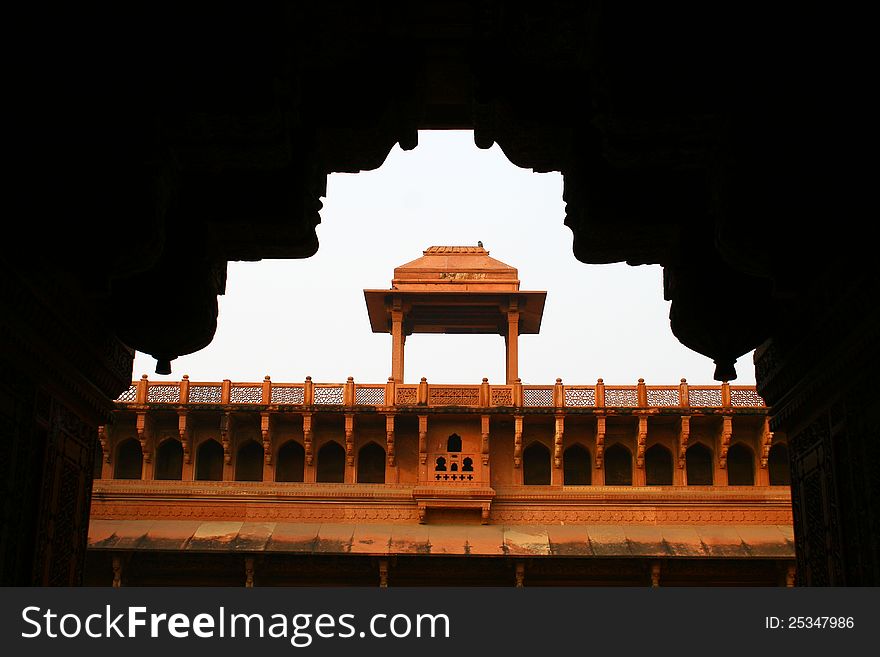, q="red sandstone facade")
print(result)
[87,248,793,586]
